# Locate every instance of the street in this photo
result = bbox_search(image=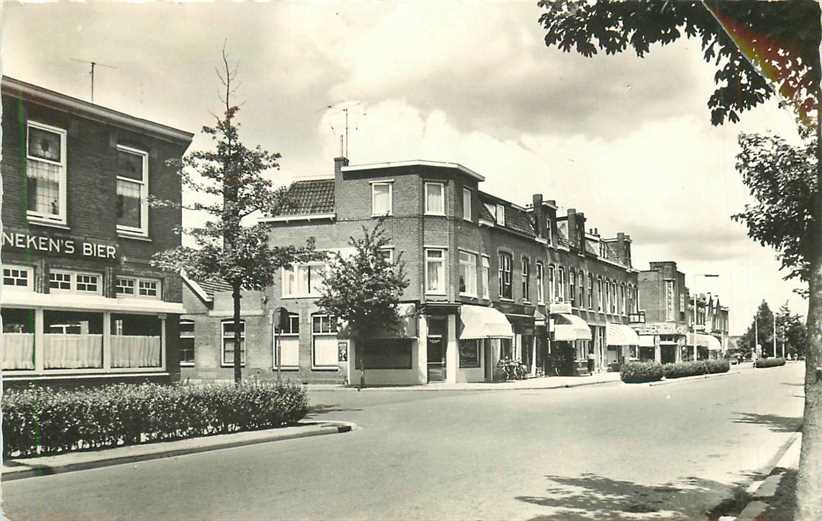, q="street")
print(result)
[2,363,804,521]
